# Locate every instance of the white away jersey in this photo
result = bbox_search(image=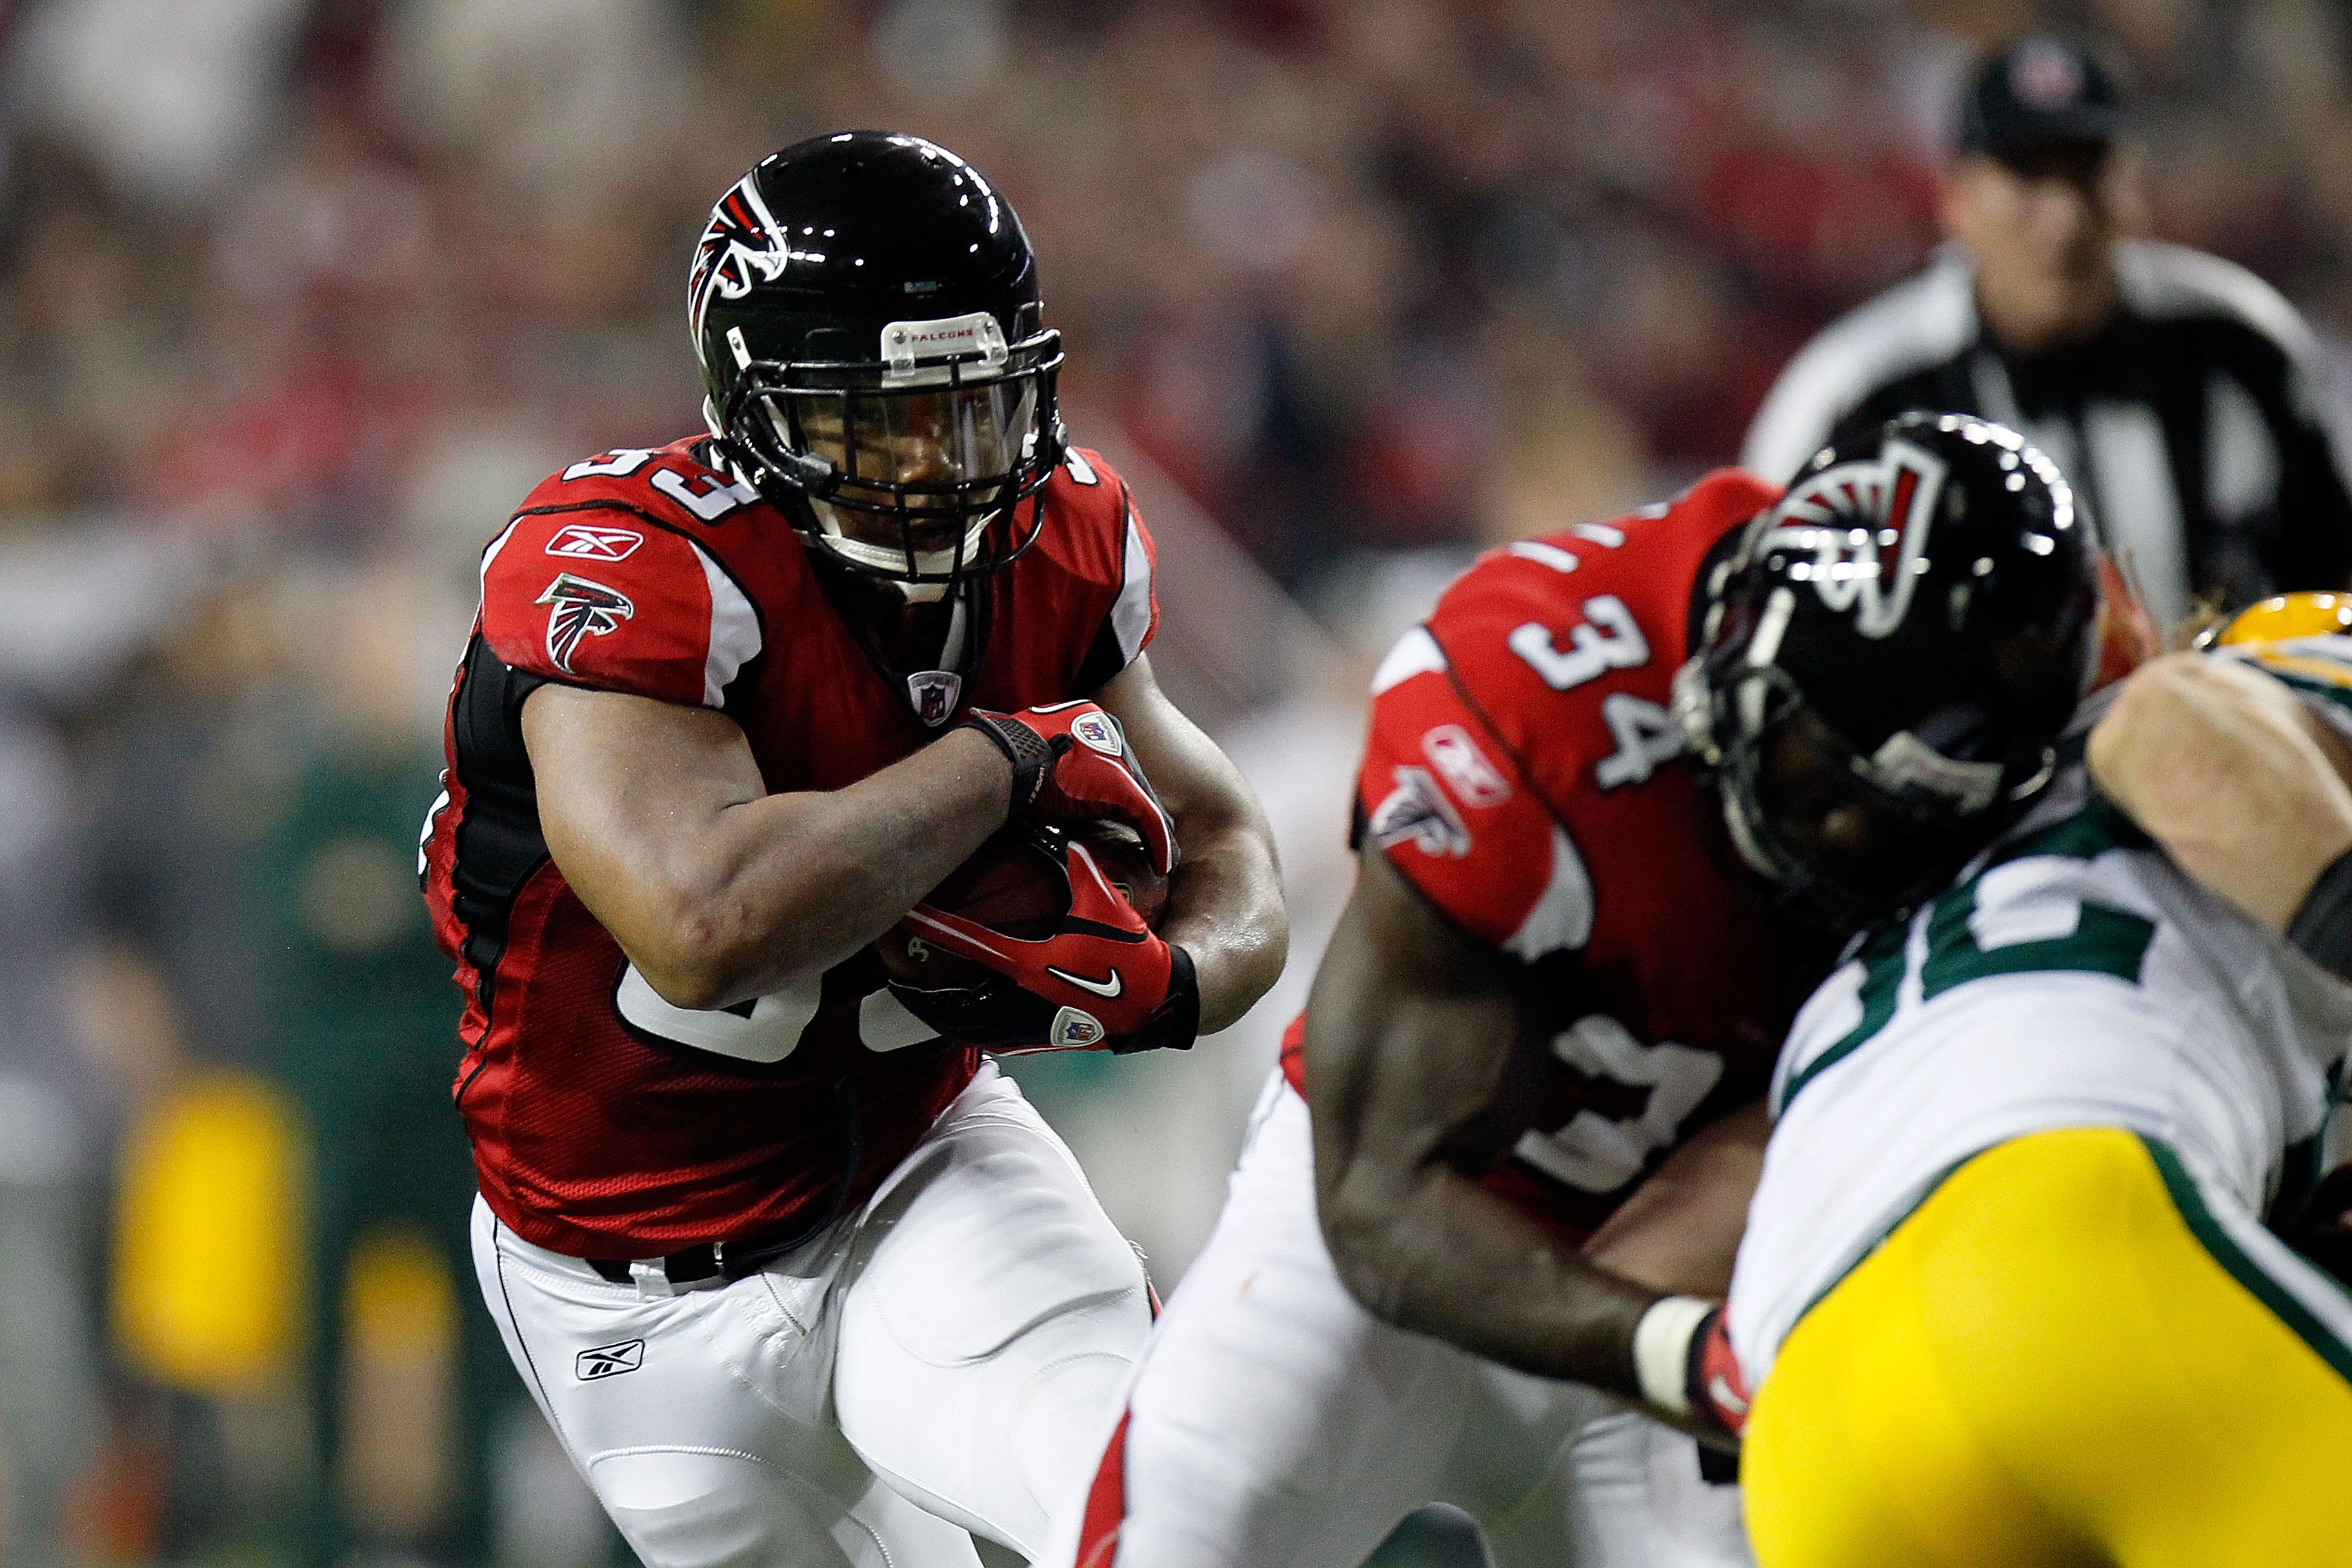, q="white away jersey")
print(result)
[1729,645,2352,1387]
